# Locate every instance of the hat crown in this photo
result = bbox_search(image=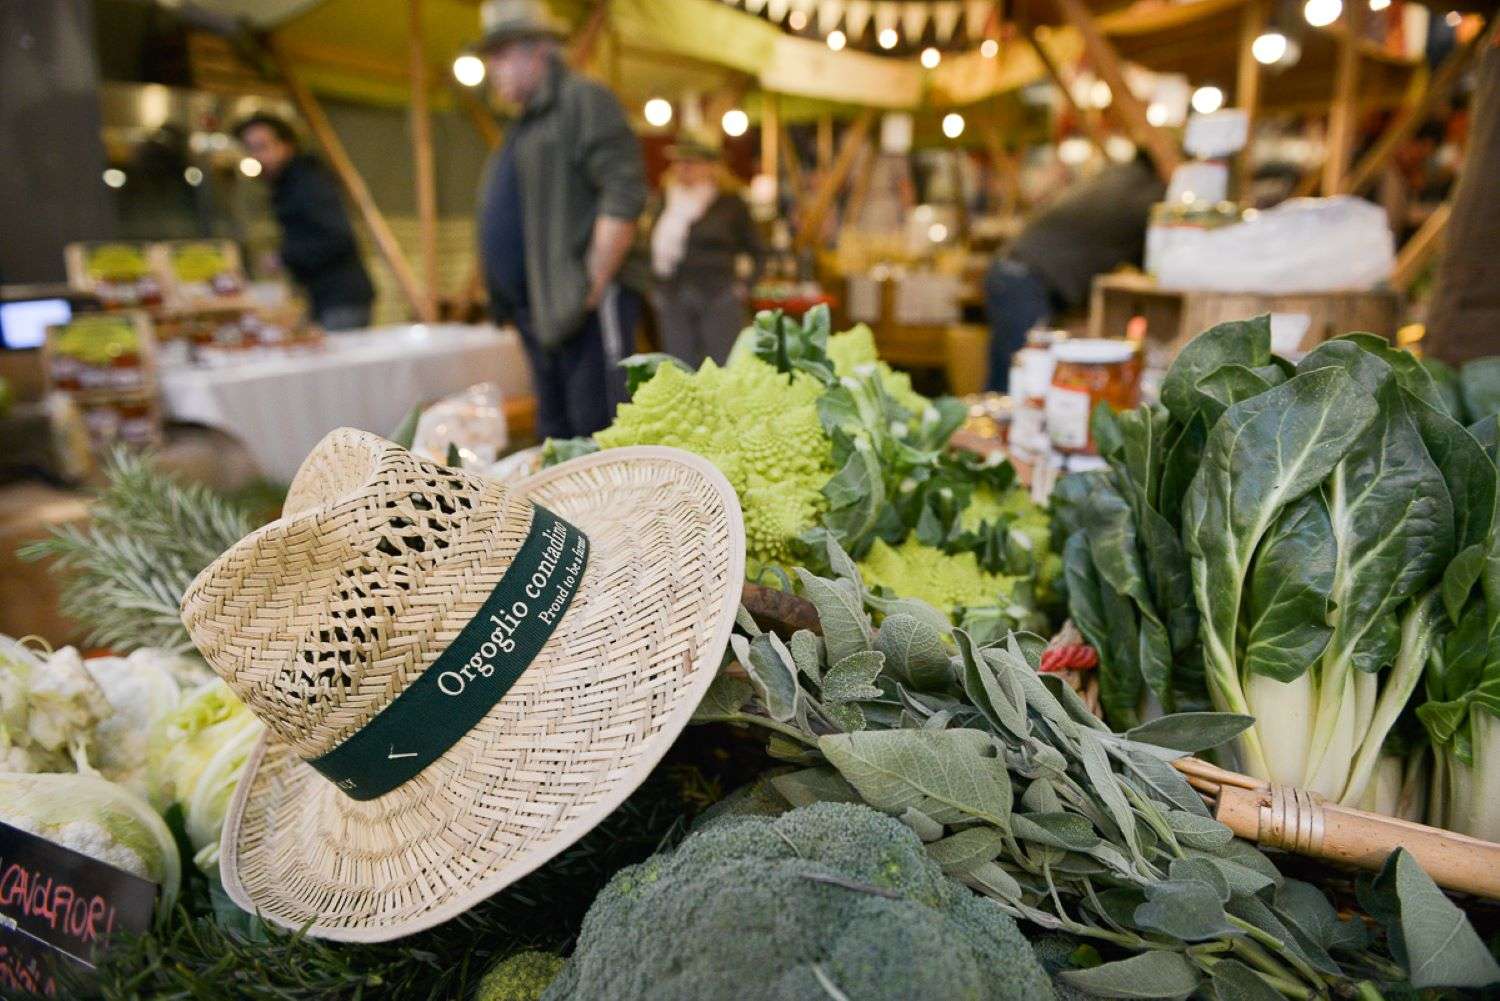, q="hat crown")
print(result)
[479,0,570,35]
[182,428,531,760]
